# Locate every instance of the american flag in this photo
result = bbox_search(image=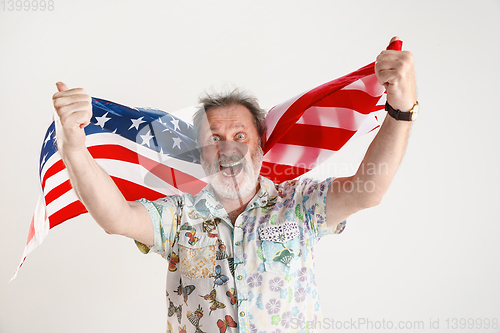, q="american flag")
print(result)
[12,40,402,280]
